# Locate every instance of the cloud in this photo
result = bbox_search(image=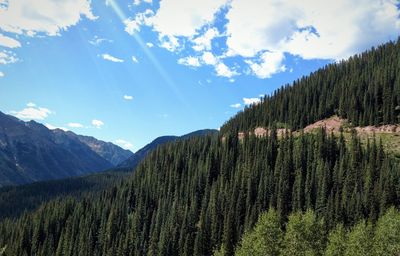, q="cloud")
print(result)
[0,50,18,64]
[0,71,3,77]
[124,9,154,35]
[225,0,400,61]
[68,122,83,128]
[89,36,113,46]
[133,0,152,5]
[124,0,400,79]
[146,42,154,48]
[245,51,286,79]
[0,34,21,48]
[243,97,261,105]
[26,102,36,107]
[92,119,104,128]
[124,95,133,100]
[201,51,218,65]
[45,123,69,131]
[149,0,226,38]
[192,27,219,51]
[159,35,180,52]
[10,103,53,120]
[131,56,139,63]
[178,56,201,67]
[101,54,124,63]
[114,139,134,150]
[230,103,241,108]
[0,0,96,36]
[215,62,239,78]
